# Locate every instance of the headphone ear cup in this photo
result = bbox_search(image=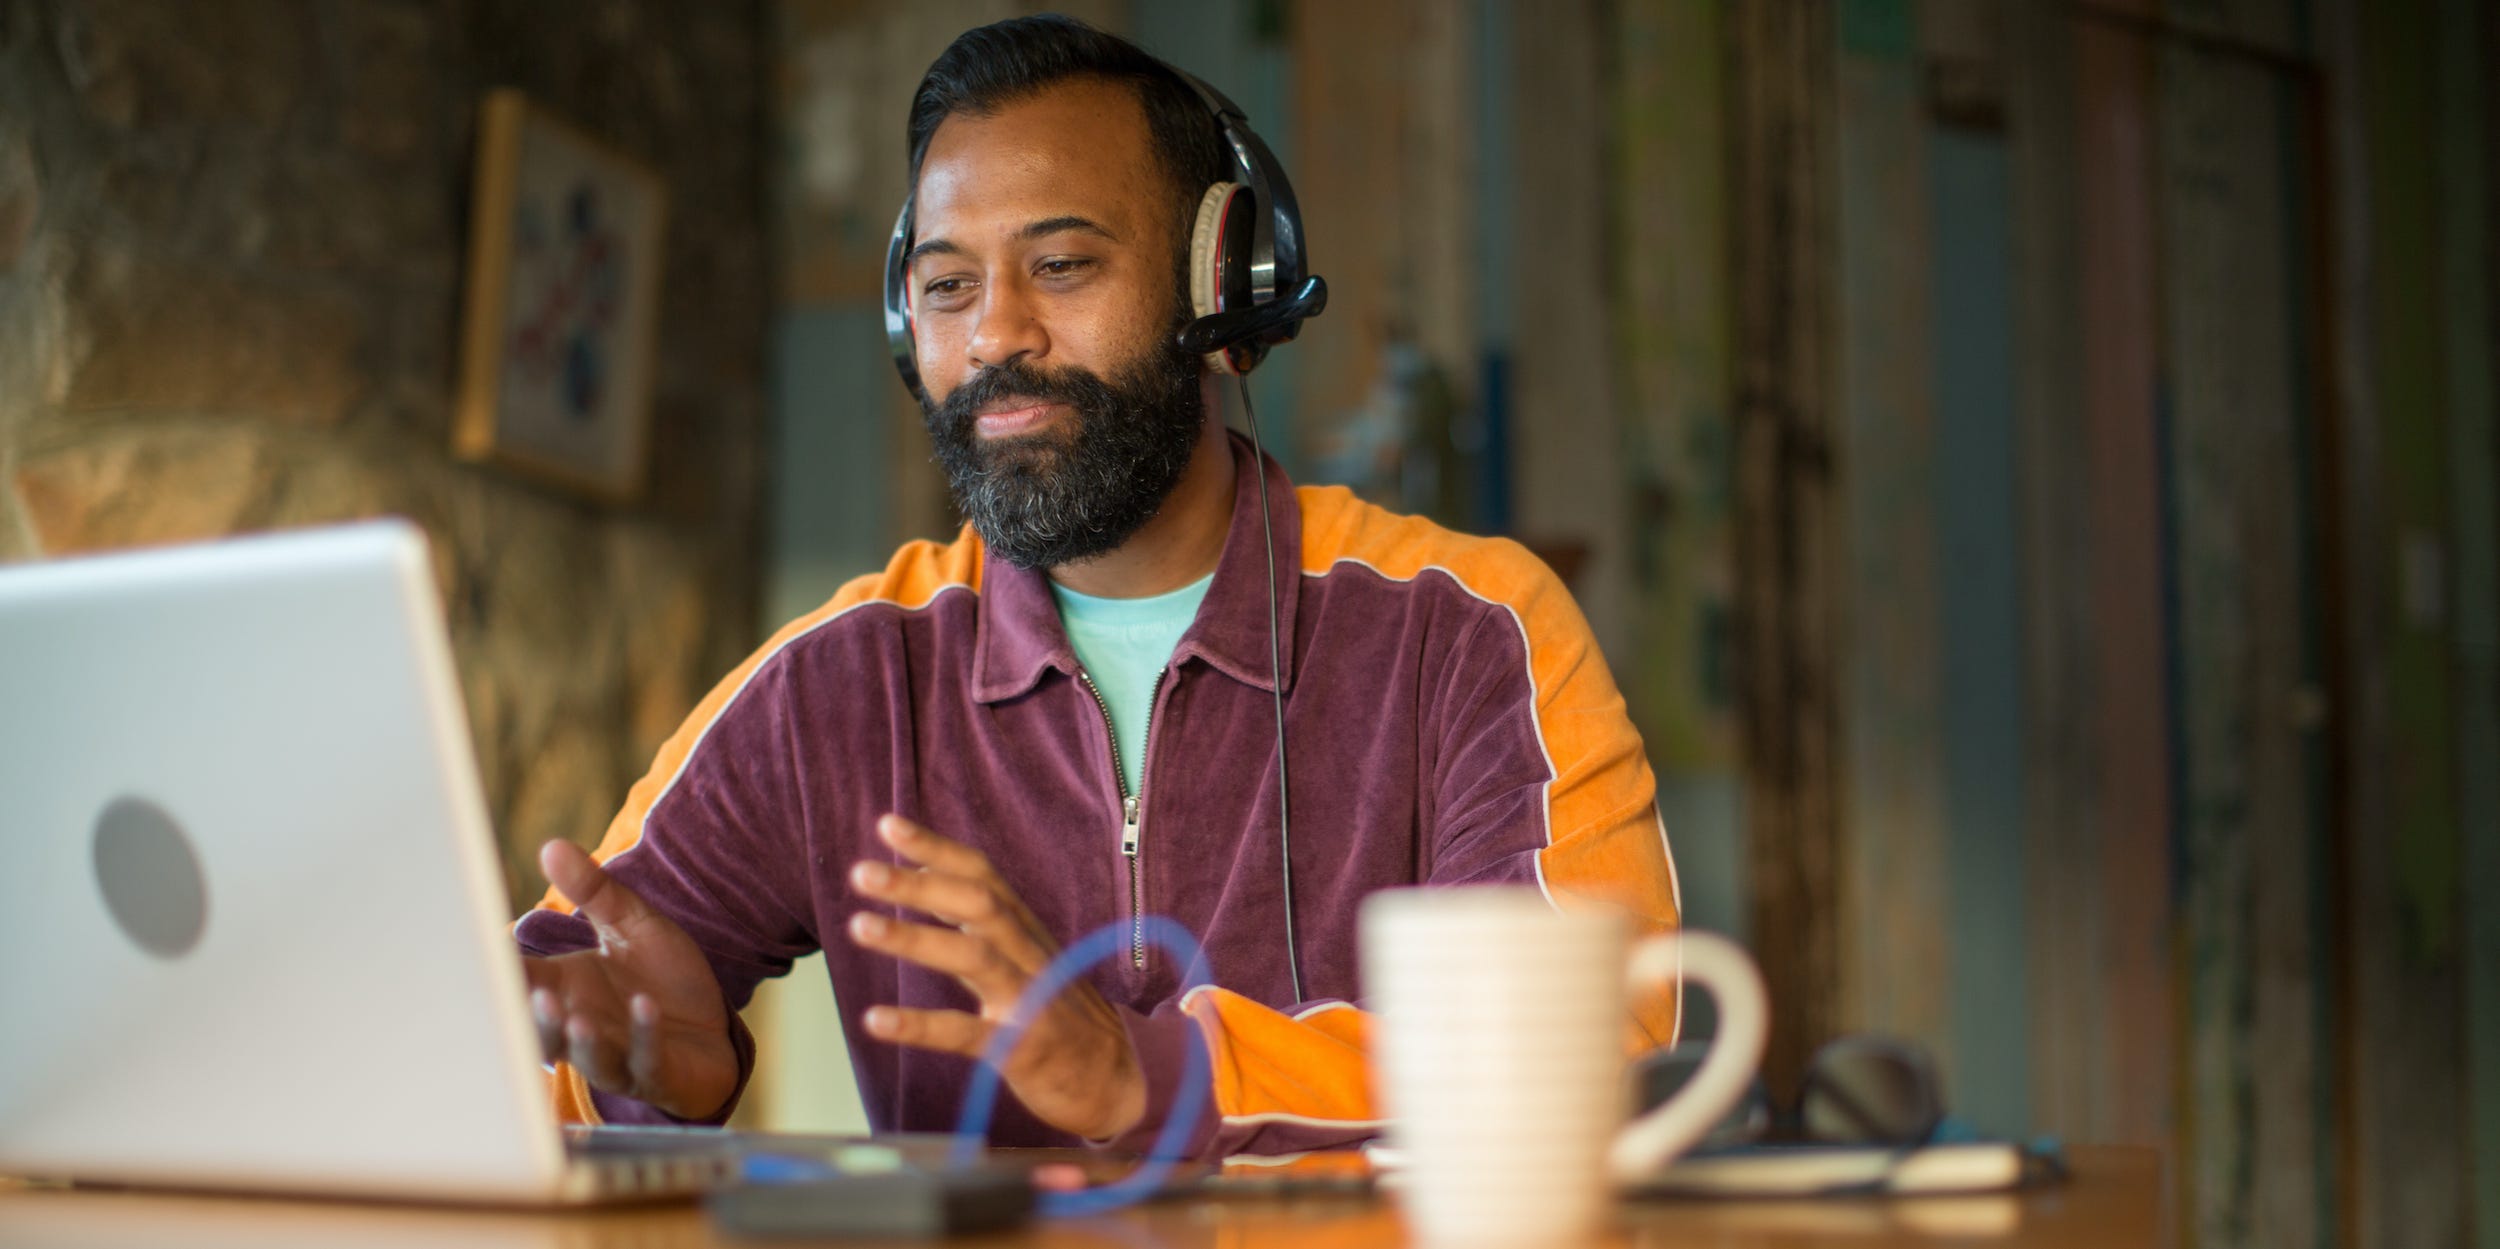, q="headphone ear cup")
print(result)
[883,198,929,406]
[1188,182,1251,374]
